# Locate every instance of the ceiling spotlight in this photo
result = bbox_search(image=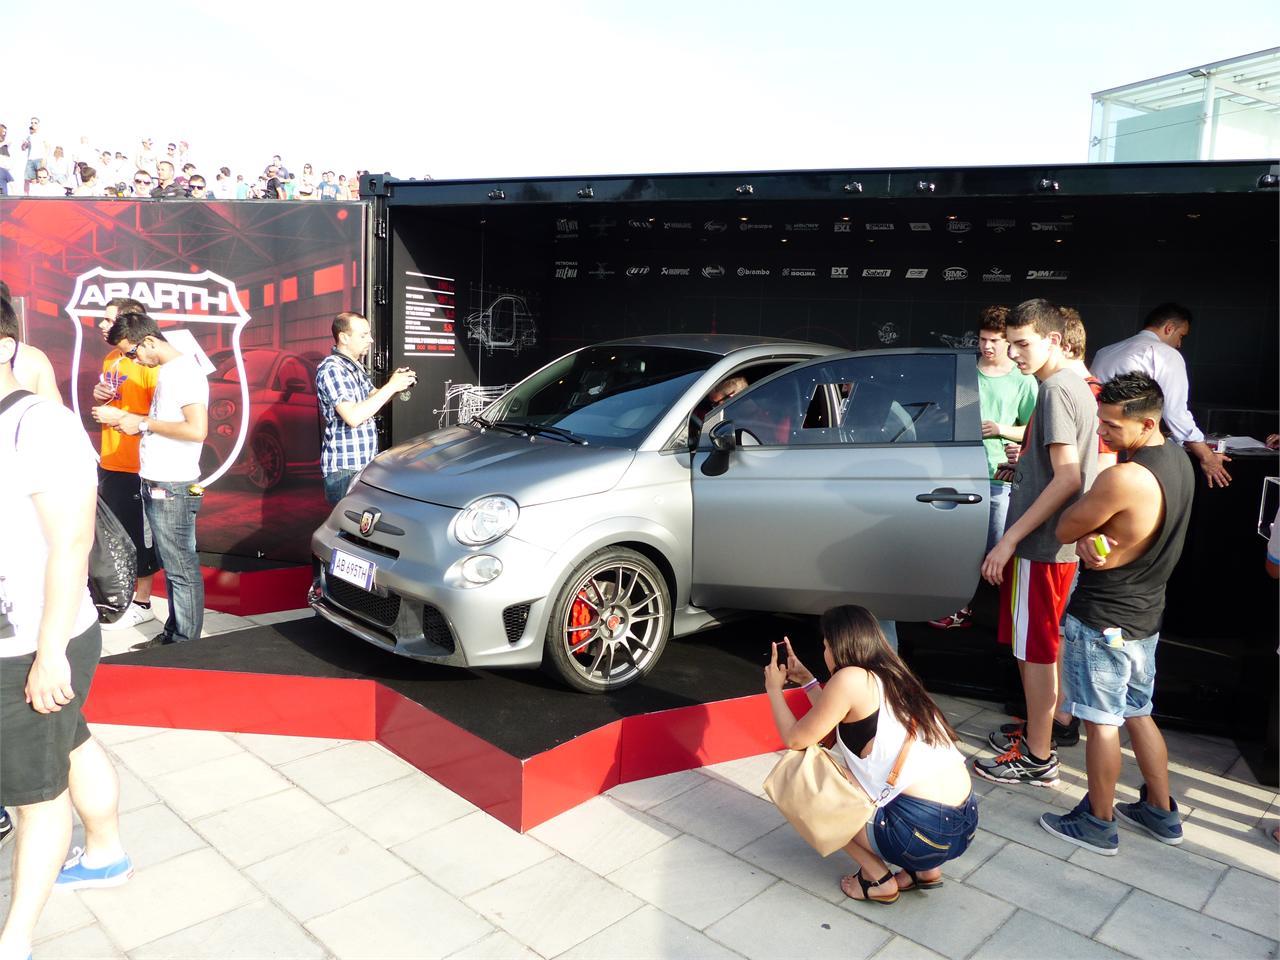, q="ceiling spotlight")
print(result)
[577,186,594,199]
[736,184,754,195]
[1185,212,1201,219]
[1187,68,1209,78]
[781,238,788,243]
[843,181,863,193]
[740,216,749,222]
[1038,178,1060,192]
[841,216,850,221]
[487,189,506,200]
[916,180,935,193]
